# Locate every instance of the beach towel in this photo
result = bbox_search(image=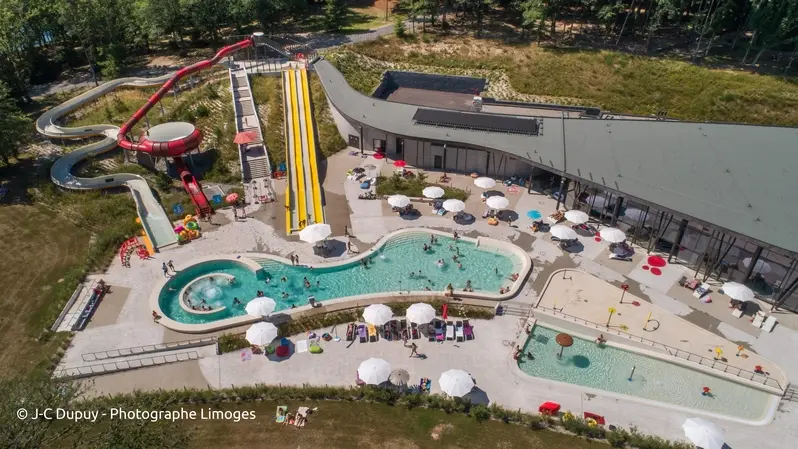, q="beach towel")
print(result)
[240,349,252,362]
[275,406,288,423]
[296,340,309,354]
